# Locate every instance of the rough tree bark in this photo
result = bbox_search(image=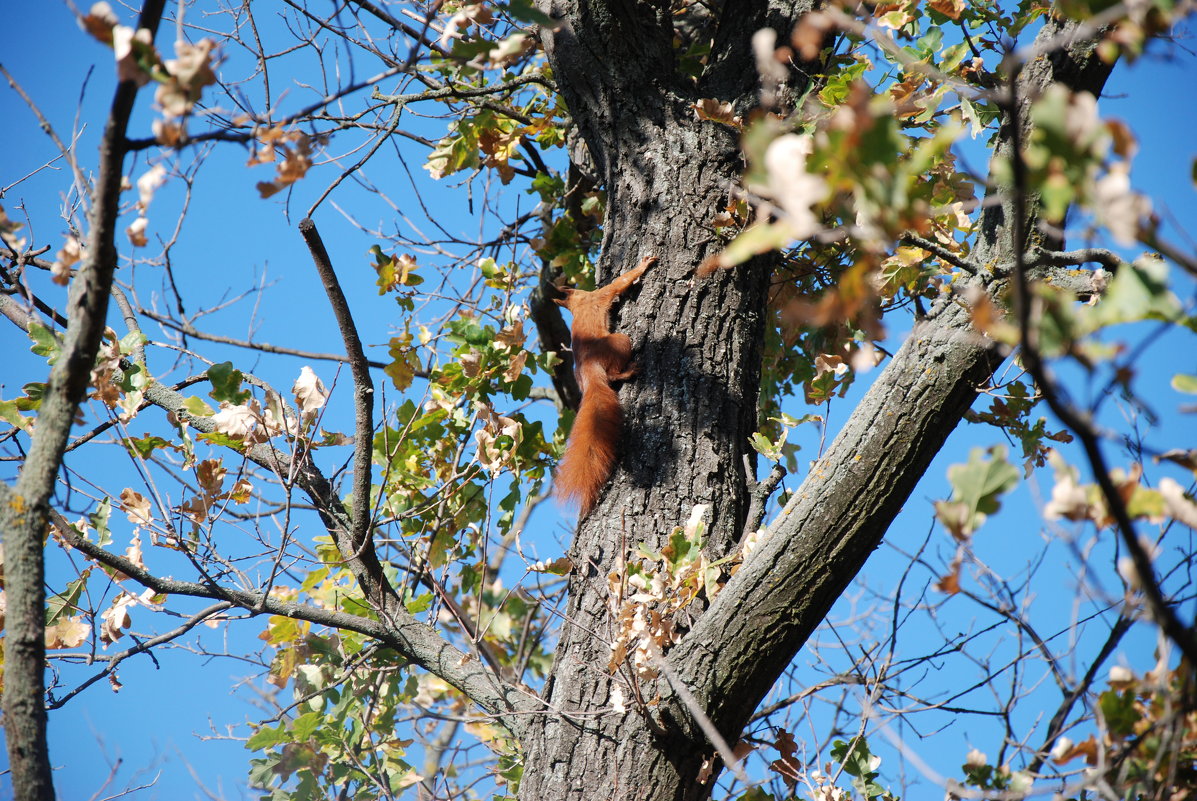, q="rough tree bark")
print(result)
[515,4,1116,800]
[0,3,166,799]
